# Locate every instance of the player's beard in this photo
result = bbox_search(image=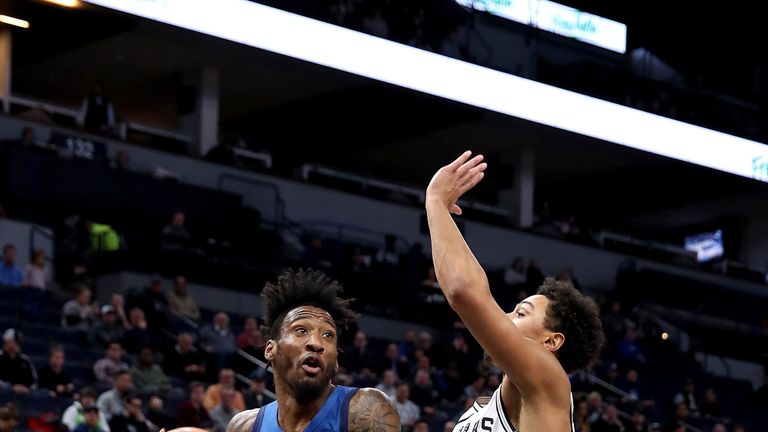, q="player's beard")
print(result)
[289,363,337,404]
